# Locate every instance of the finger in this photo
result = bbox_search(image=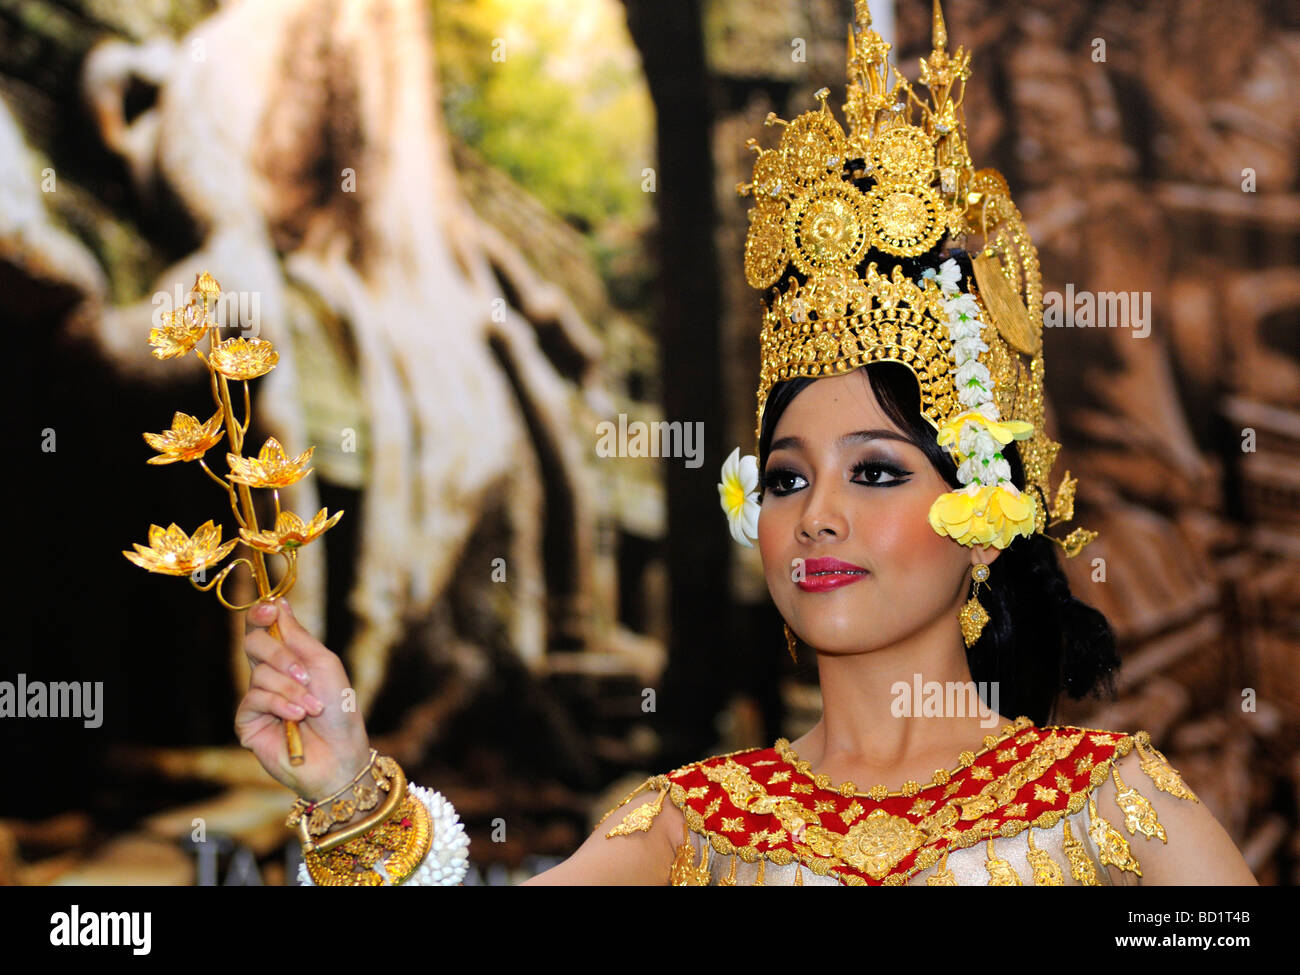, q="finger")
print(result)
[245,599,279,634]
[272,598,335,668]
[236,687,308,731]
[250,663,323,715]
[244,630,312,686]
